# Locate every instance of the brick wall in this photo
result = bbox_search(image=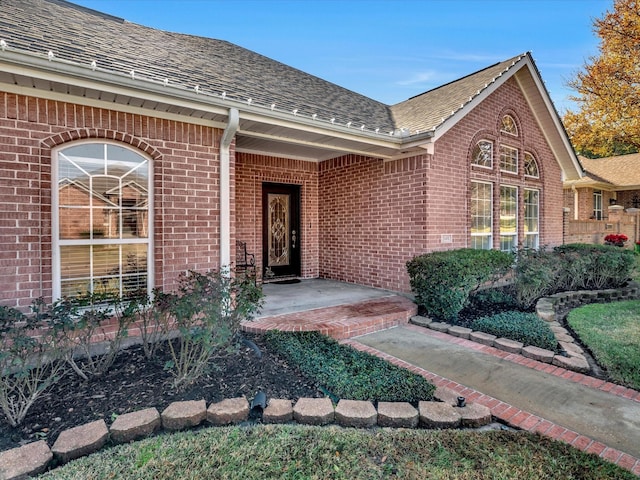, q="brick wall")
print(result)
[439,77,564,250]
[234,153,320,281]
[0,92,223,309]
[318,154,428,292]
